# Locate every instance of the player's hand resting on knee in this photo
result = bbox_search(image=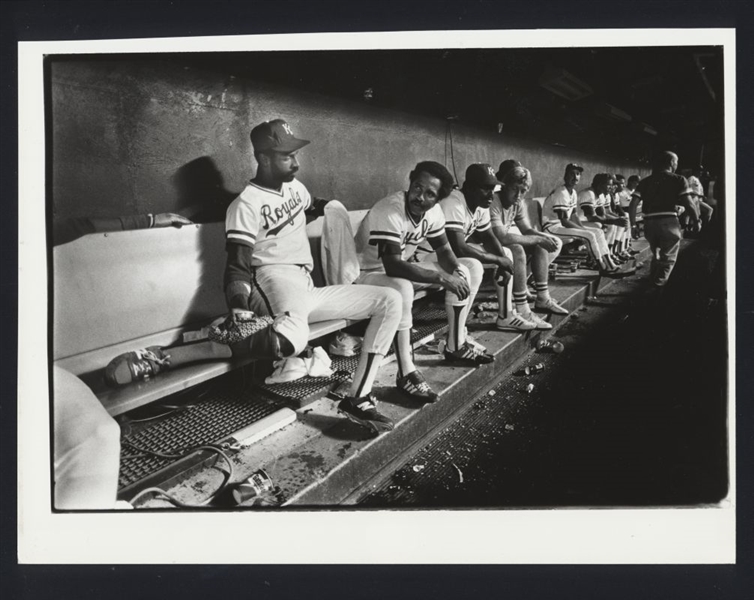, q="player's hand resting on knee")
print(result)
[439,269,471,301]
[537,236,559,253]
